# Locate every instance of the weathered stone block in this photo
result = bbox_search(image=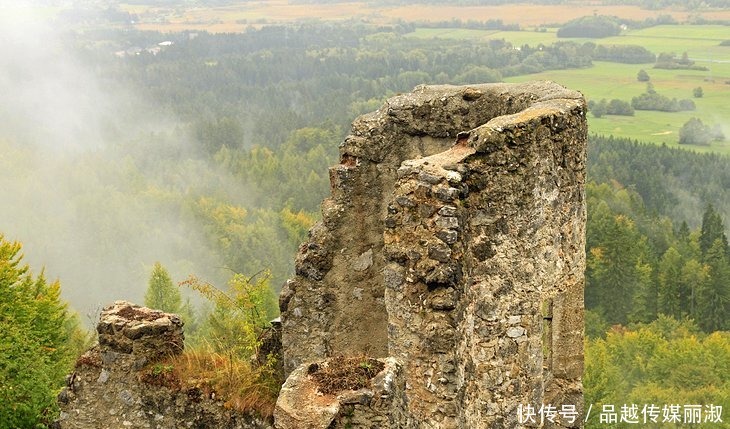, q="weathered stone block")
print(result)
[97,300,184,361]
[274,358,404,429]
